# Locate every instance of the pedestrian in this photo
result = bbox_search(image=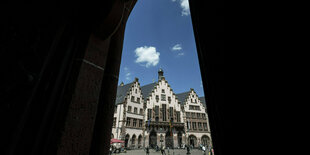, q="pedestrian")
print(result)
[161,146,166,155]
[146,146,150,155]
[109,146,112,155]
[202,145,206,155]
